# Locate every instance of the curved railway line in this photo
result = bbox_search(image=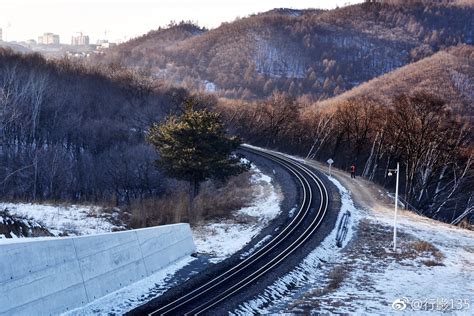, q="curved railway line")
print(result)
[130,146,331,315]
